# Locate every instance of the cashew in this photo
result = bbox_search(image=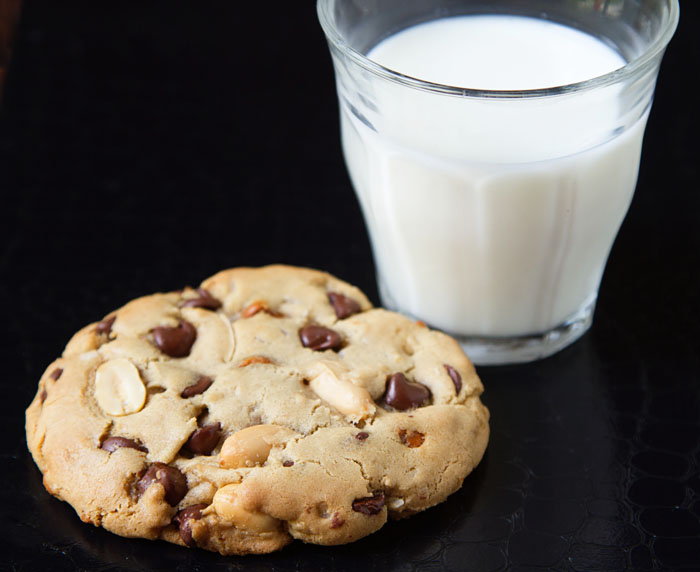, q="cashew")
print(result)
[219,424,298,469]
[307,361,375,422]
[94,358,146,416]
[213,483,279,532]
